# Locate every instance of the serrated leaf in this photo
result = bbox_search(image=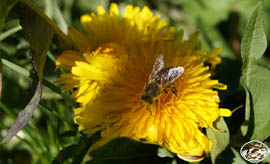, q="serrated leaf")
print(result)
[240,1,270,140]
[214,146,247,164]
[206,117,230,164]
[88,137,166,164]
[231,147,247,164]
